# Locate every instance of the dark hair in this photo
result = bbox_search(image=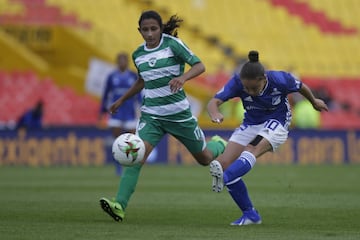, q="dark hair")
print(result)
[240,50,265,80]
[138,10,183,37]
